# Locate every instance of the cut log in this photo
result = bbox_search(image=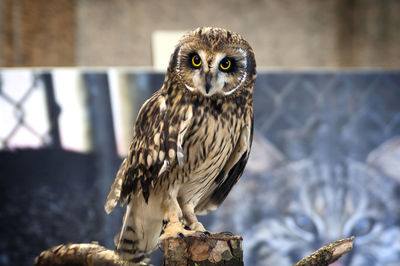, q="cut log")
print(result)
[162,234,243,266]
